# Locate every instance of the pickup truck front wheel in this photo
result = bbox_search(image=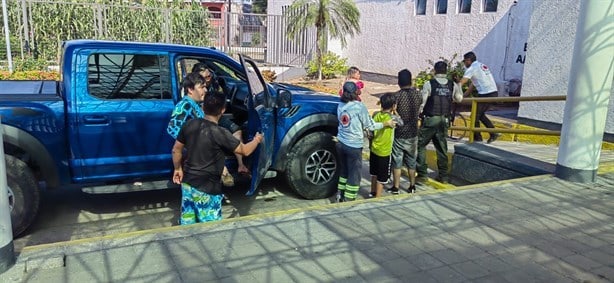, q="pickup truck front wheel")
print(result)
[6,155,40,237]
[285,132,338,199]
